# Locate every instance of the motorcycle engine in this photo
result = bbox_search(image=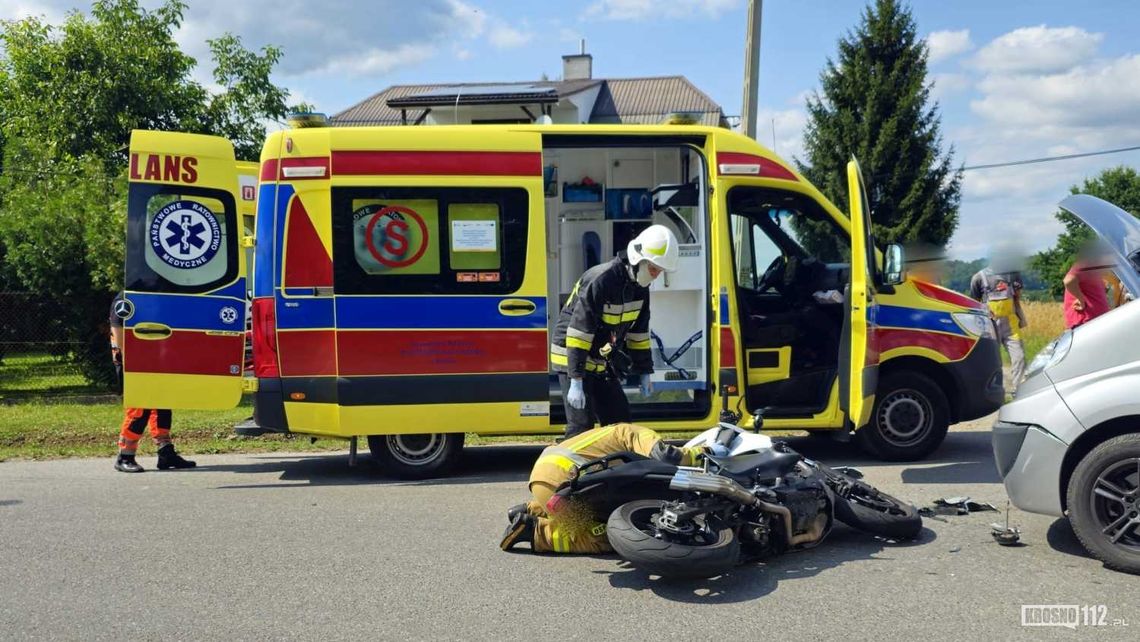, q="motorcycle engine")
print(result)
[774,476,830,535]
